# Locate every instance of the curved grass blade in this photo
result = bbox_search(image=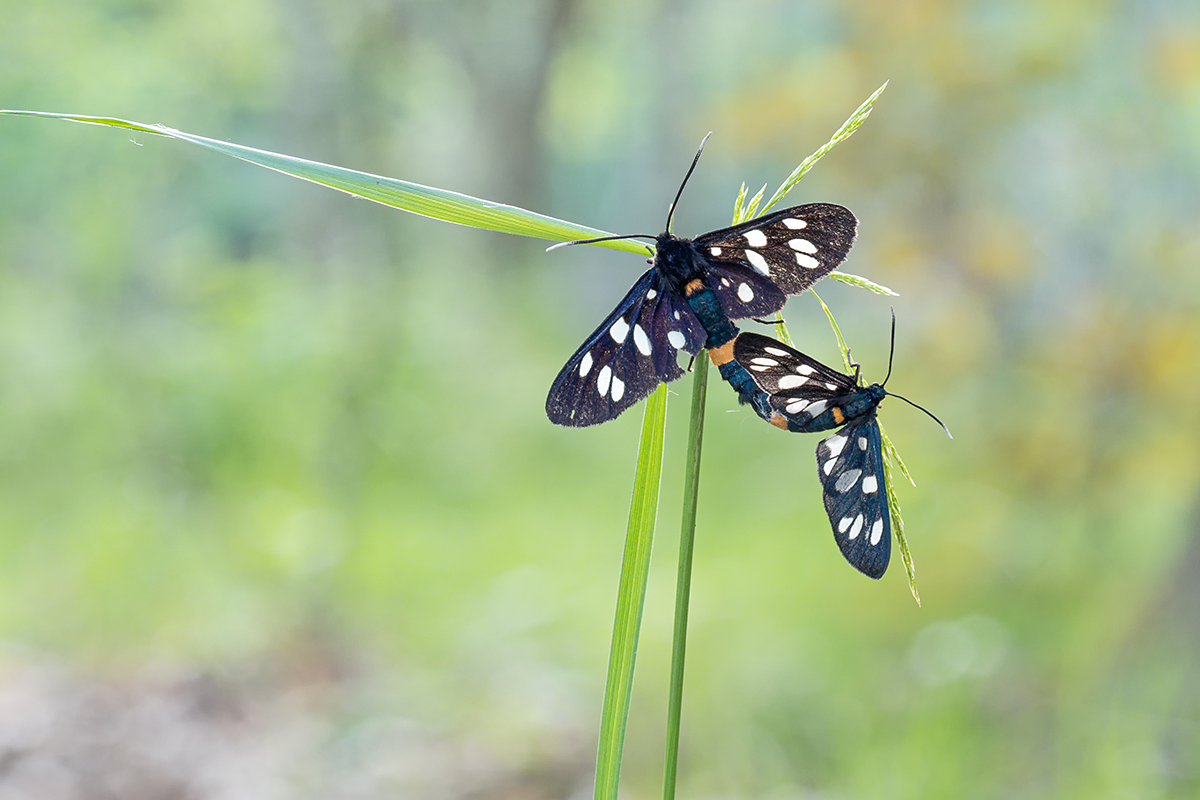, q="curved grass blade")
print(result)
[0,110,646,255]
[594,384,667,800]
